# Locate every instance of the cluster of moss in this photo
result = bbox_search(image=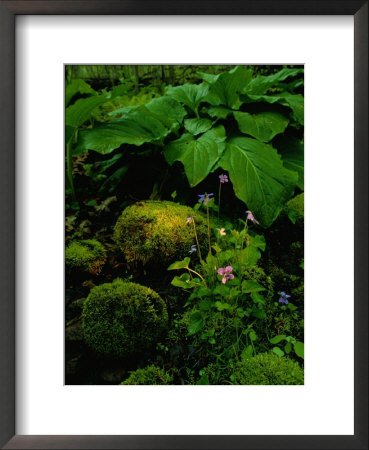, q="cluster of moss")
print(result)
[285,193,304,226]
[65,239,107,274]
[120,365,173,385]
[233,353,304,385]
[114,200,208,267]
[82,279,168,359]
